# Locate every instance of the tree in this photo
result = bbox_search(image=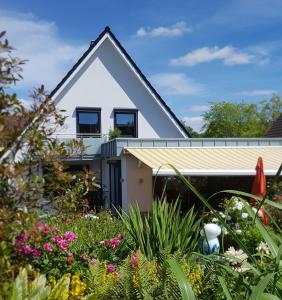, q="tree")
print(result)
[201,97,282,138]
[0,31,96,213]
